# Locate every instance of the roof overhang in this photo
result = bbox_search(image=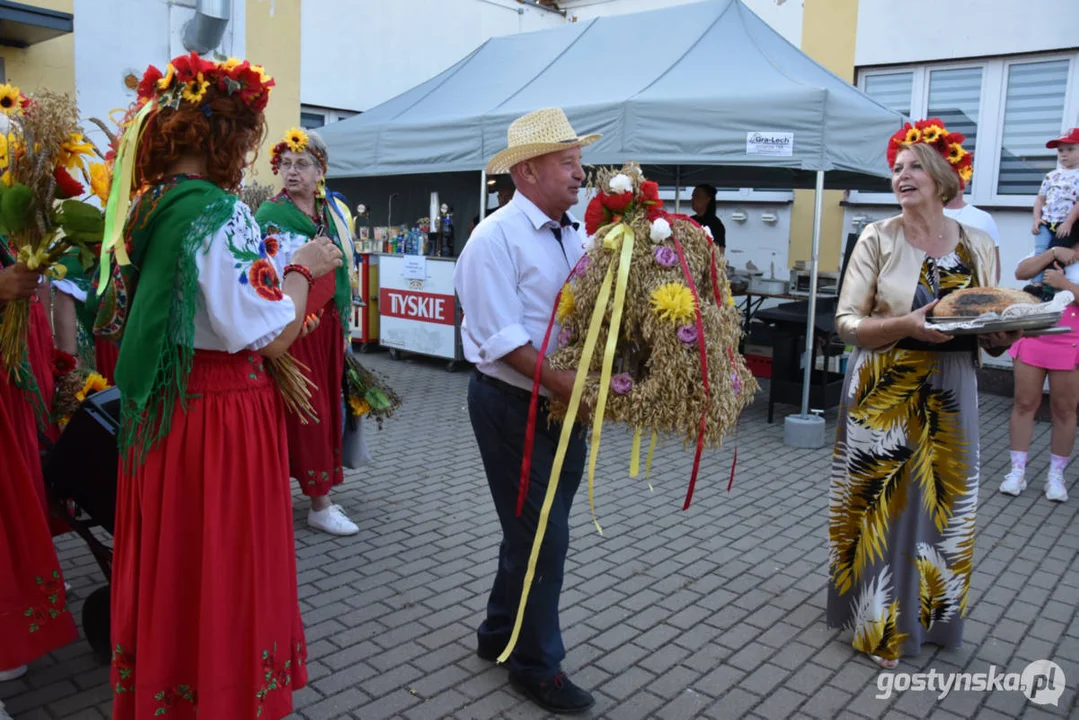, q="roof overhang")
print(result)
[0,1,73,49]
